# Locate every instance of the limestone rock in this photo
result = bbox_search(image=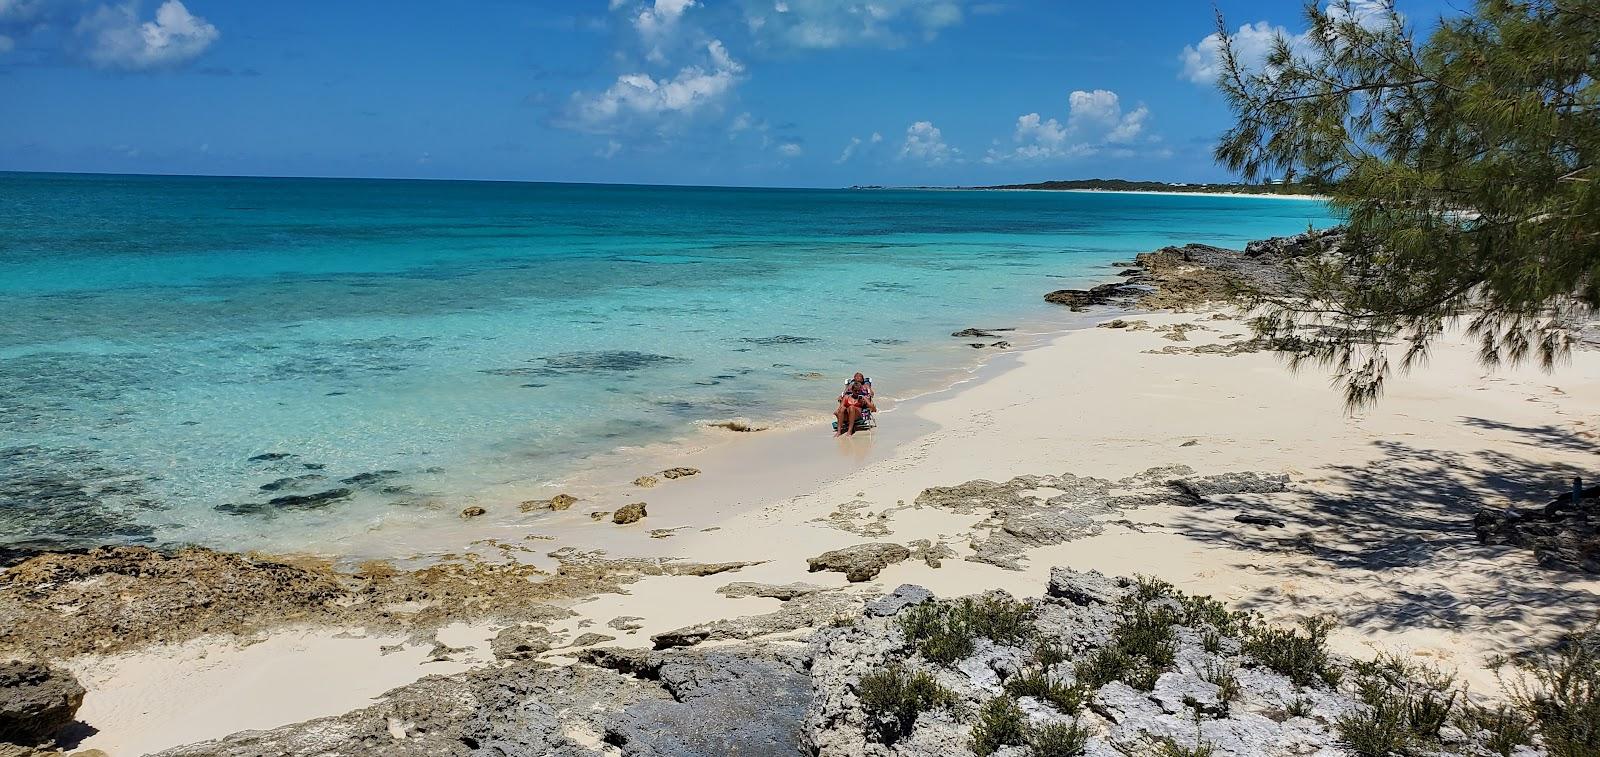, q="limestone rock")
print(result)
[805,543,911,582]
[459,506,486,518]
[1046,567,1128,607]
[613,502,647,525]
[490,625,559,659]
[659,467,700,480]
[1044,282,1144,311]
[633,476,660,488]
[864,584,934,617]
[0,661,84,747]
[715,582,828,601]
